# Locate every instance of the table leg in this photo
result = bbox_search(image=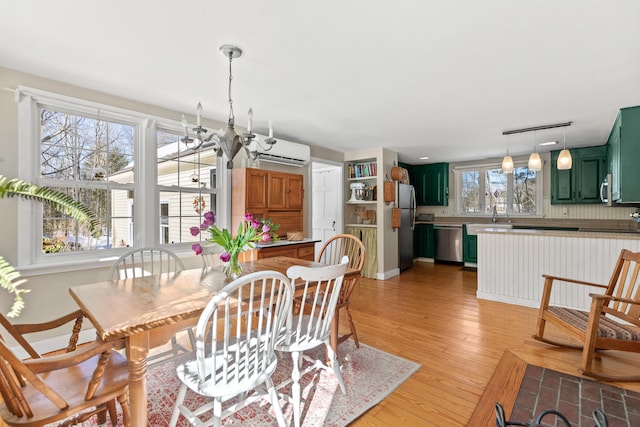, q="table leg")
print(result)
[126,332,150,426]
